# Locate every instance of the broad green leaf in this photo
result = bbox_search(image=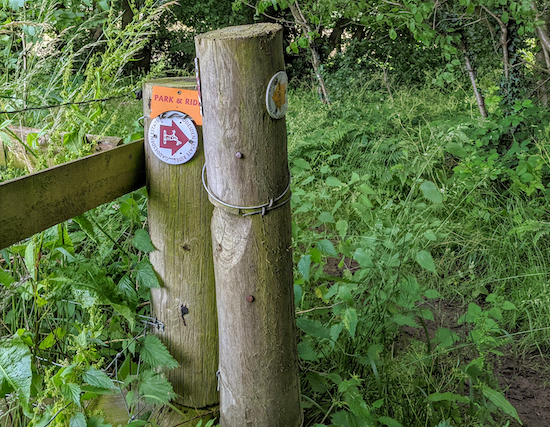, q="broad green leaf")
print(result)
[297,341,318,361]
[138,370,176,405]
[296,318,330,339]
[482,386,521,422]
[391,314,419,328]
[112,303,136,330]
[135,260,160,289]
[330,323,343,342]
[318,212,335,223]
[336,220,348,238]
[61,383,82,407]
[424,289,440,299]
[139,335,179,369]
[427,392,469,403]
[73,214,97,243]
[294,284,303,307]
[435,328,459,348]
[326,176,343,187]
[502,301,517,310]
[0,338,32,408]
[39,332,56,350]
[82,367,115,390]
[353,248,373,268]
[0,269,14,286]
[424,230,437,241]
[416,250,436,273]
[378,416,404,427]
[292,158,311,170]
[342,308,358,339]
[316,239,337,256]
[298,255,311,281]
[420,181,442,204]
[117,275,138,306]
[24,241,35,279]
[445,142,467,157]
[69,412,86,427]
[389,28,397,40]
[132,229,155,253]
